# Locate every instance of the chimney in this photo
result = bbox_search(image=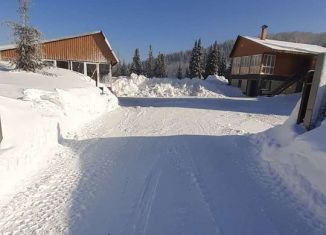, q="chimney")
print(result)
[260,25,268,40]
